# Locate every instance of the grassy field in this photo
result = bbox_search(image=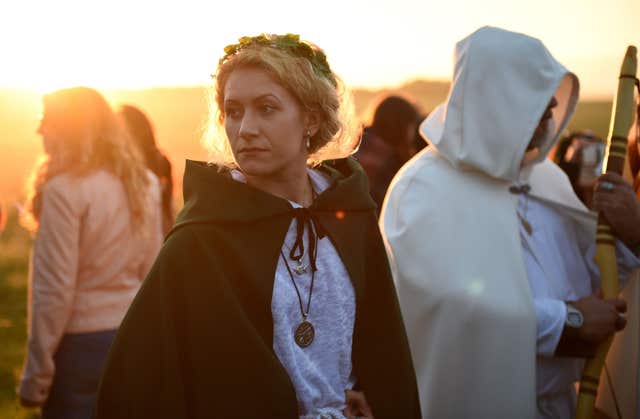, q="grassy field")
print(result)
[0,210,39,419]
